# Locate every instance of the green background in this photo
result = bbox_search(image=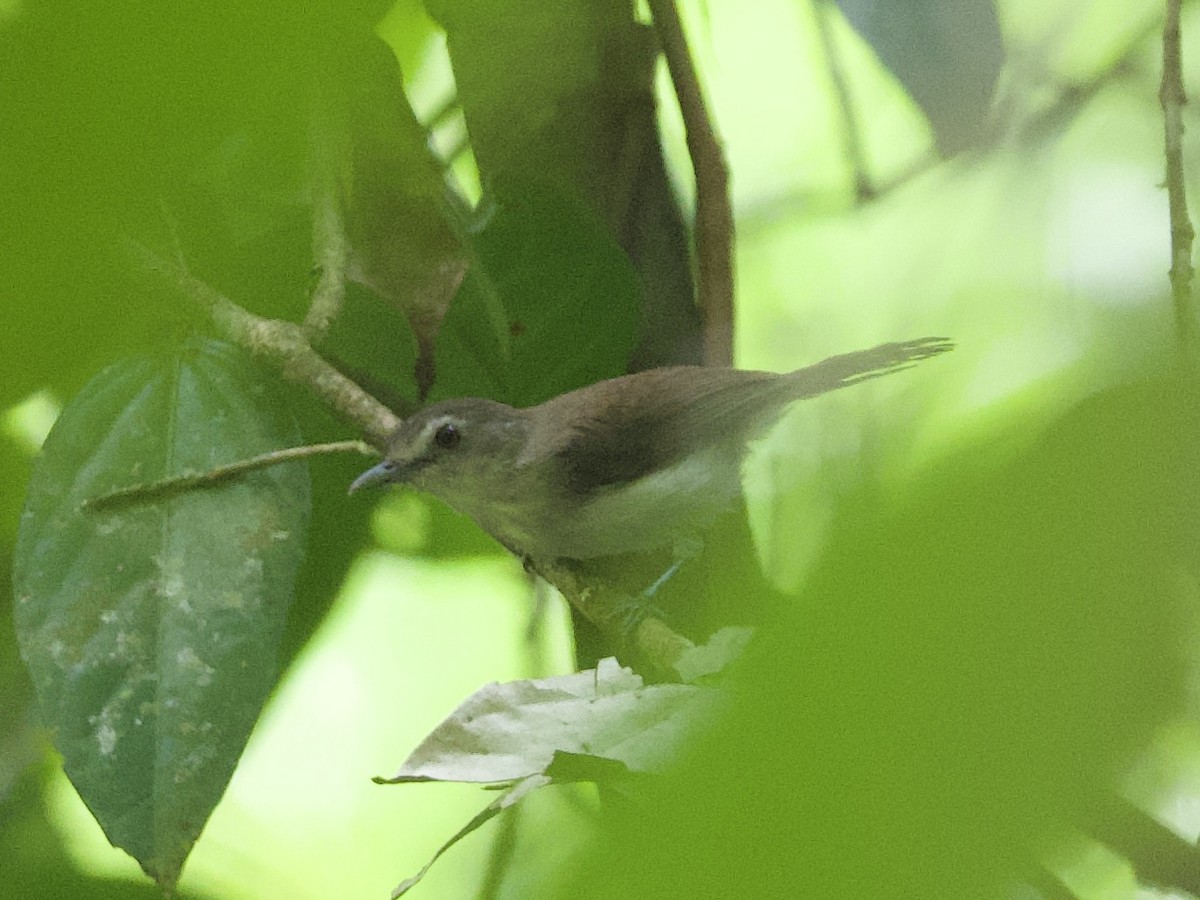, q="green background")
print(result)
[3,0,1199,897]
